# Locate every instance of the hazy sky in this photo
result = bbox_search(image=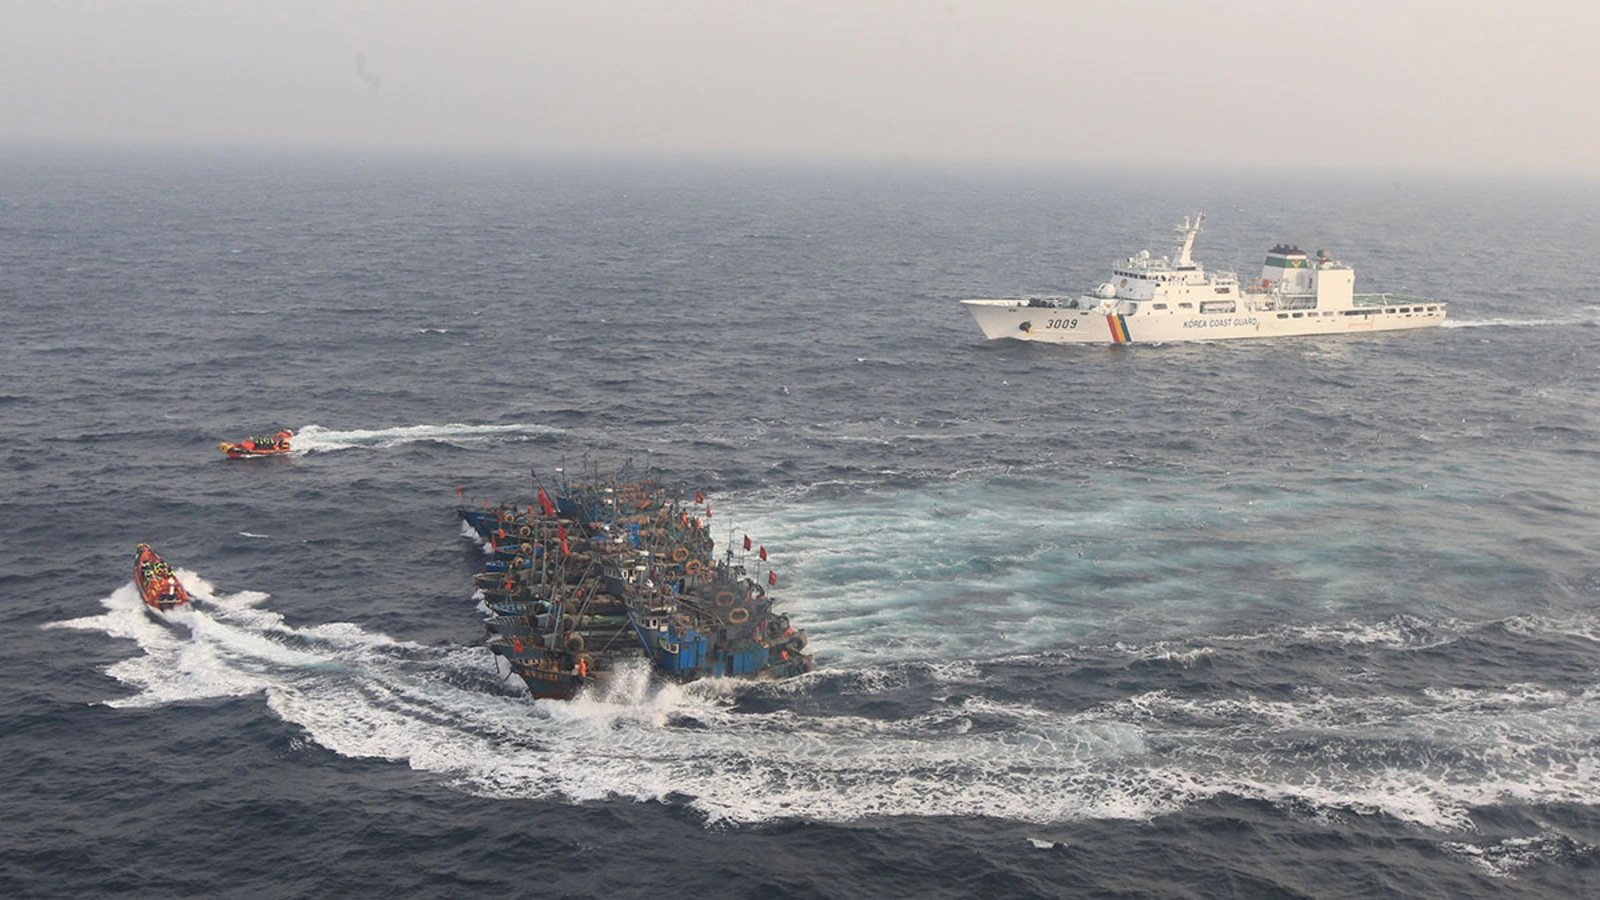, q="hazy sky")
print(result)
[2,0,1596,173]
